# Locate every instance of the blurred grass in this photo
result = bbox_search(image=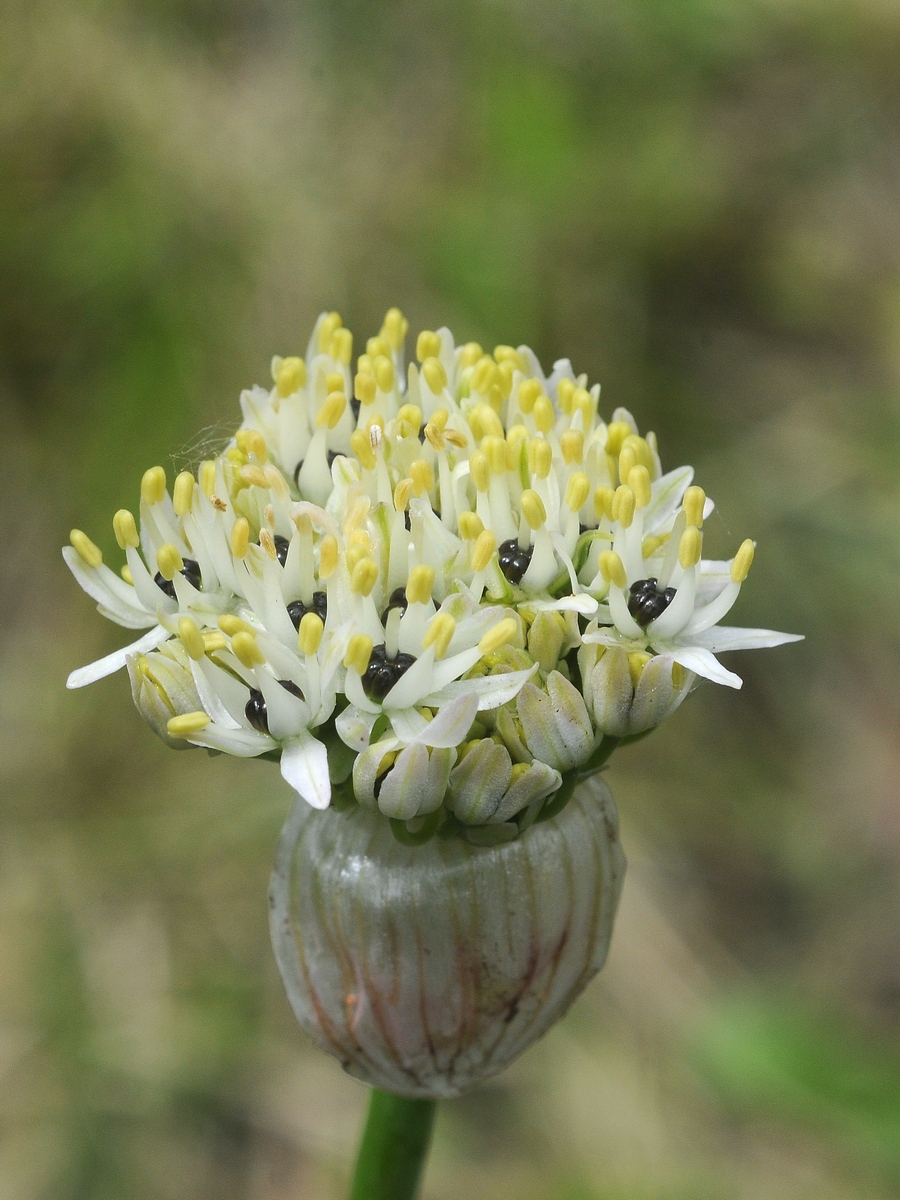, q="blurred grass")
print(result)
[3,0,900,1197]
